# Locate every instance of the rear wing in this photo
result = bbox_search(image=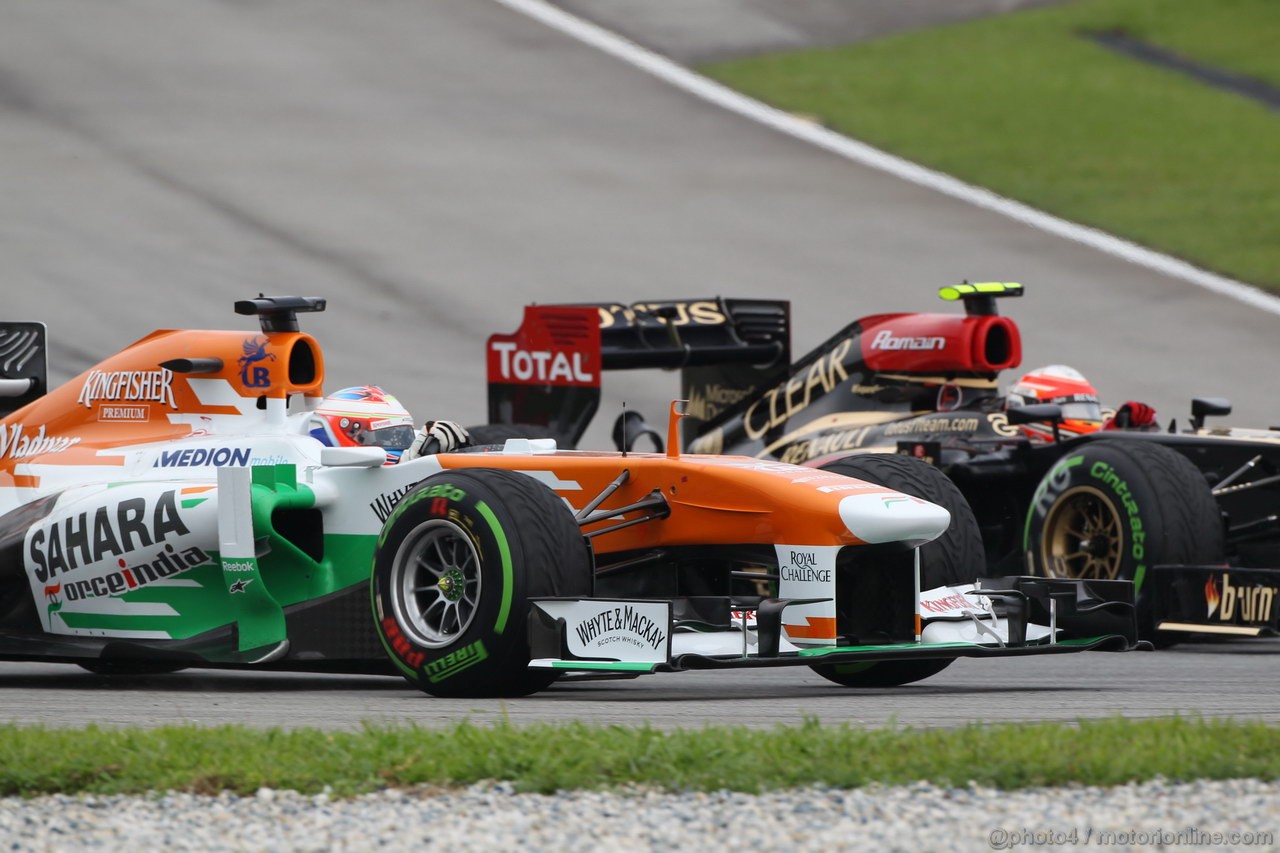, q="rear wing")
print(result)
[486,285,1024,450]
[0,322,49,418]
[593,299,789,371]
[486,299,790,446]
